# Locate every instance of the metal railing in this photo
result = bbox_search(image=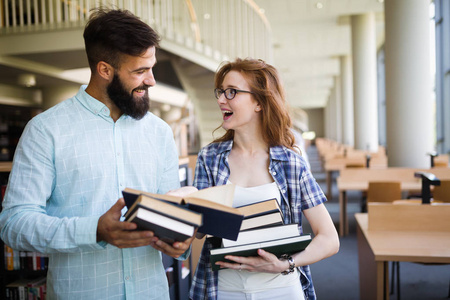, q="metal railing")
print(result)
[0,0,272,63]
